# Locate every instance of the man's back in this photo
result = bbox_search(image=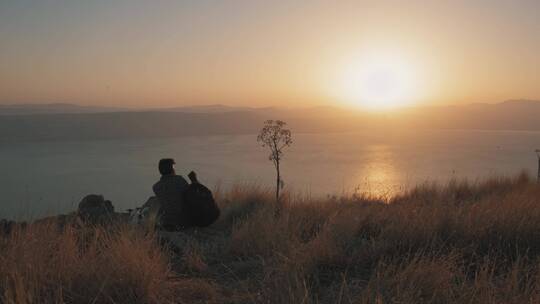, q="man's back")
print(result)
[152,174,189,229]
